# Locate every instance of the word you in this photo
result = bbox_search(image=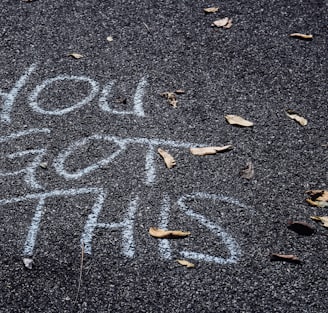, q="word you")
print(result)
[0,63,148,124]
[0,190,252,265]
